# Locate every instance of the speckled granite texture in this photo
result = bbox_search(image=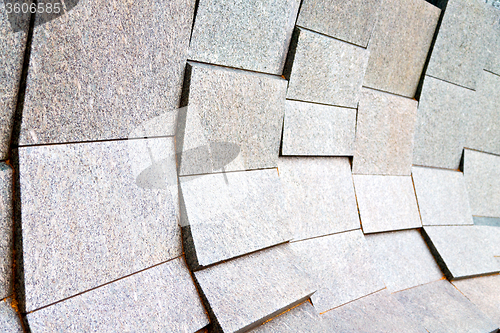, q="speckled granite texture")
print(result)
[484,5,500,75]
[0,298,23,333]
[0,163,13,300]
